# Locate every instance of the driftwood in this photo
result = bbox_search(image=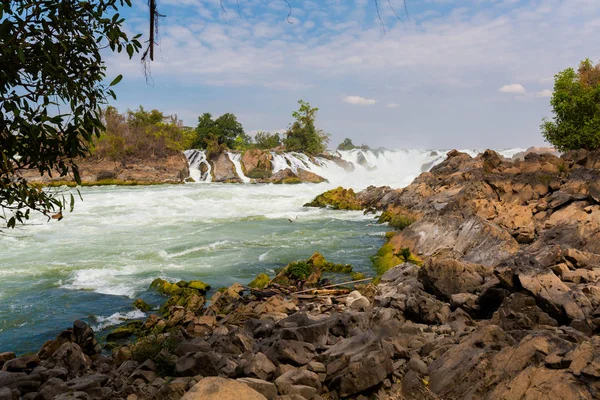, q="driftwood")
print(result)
[291,278,373,295]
